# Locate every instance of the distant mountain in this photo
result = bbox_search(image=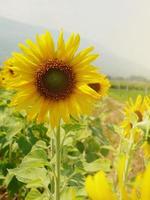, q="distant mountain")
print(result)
[0,17,57,63]
[96,48,150,79]
[0,17,41,62]
[0,17,150,78]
